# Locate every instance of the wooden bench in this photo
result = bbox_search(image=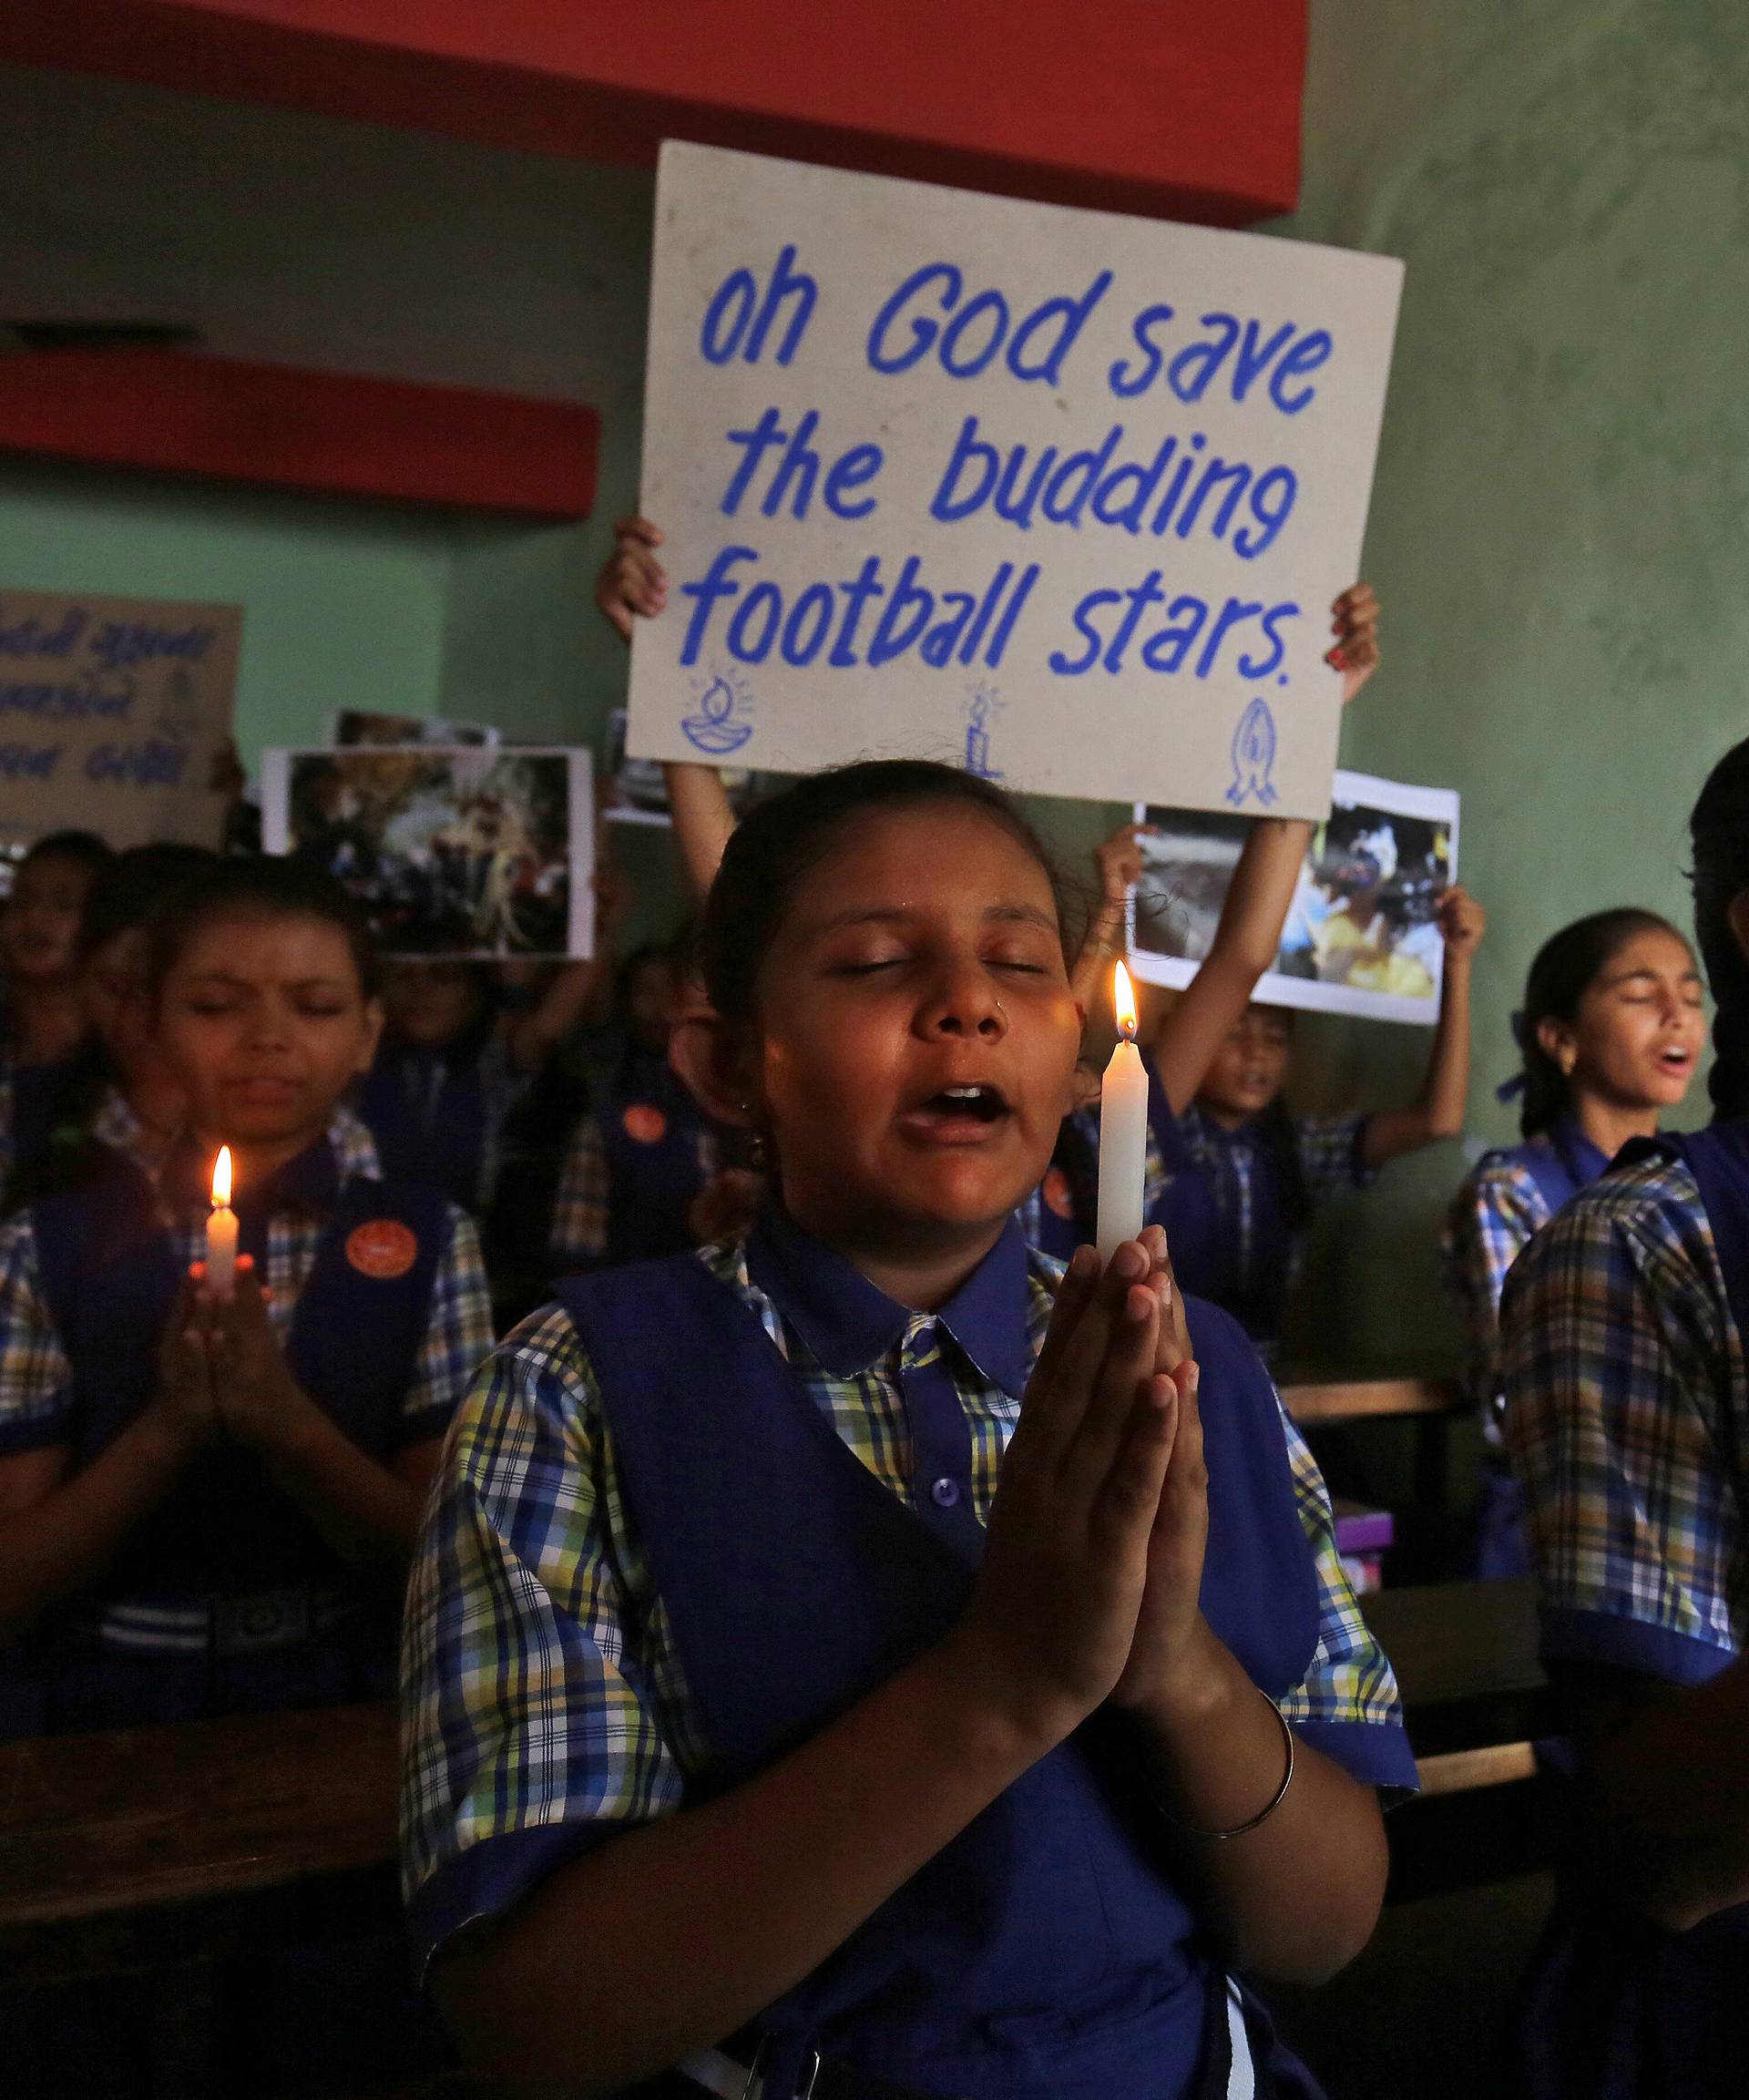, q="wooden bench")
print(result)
[1364,1576,1549,1767]
[1362,1578,1556,1897]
